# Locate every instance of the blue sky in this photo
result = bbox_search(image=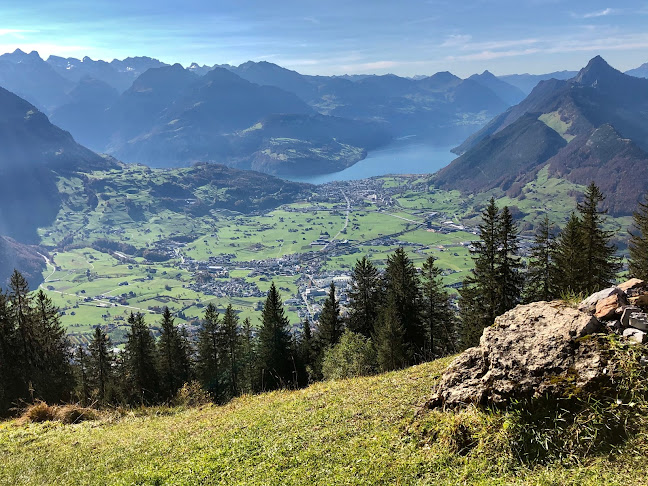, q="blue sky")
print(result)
[1,0,647,76]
